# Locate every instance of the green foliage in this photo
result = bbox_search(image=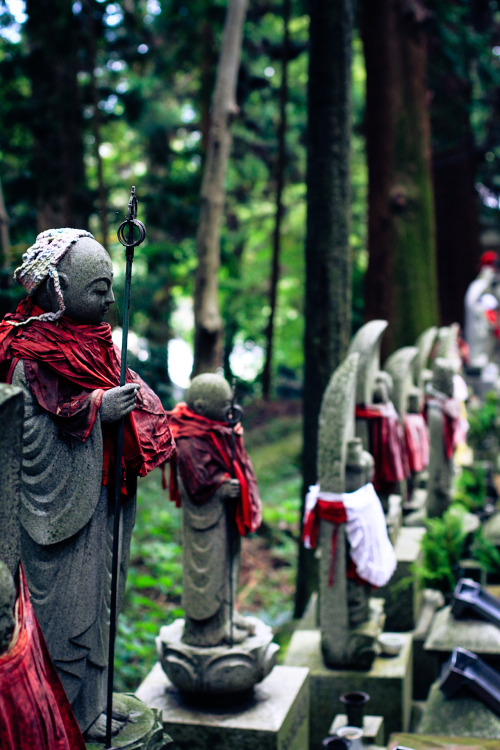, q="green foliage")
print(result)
[466,391,500,454]
[413,505,469,596]
[471,529,500,576]
[453,464,487,512]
